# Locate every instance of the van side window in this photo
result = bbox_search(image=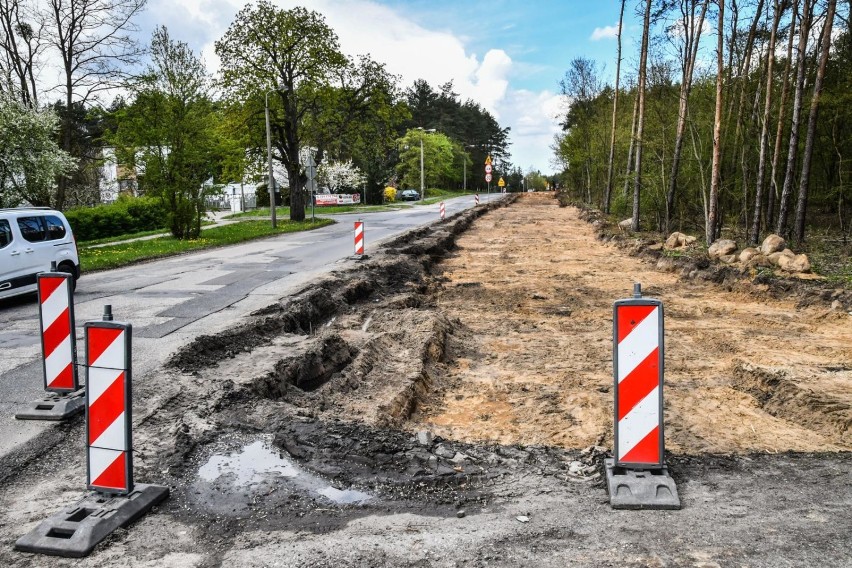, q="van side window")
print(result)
[44,215,67,240]
[0,220,11,248]
[17,216,46,242]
